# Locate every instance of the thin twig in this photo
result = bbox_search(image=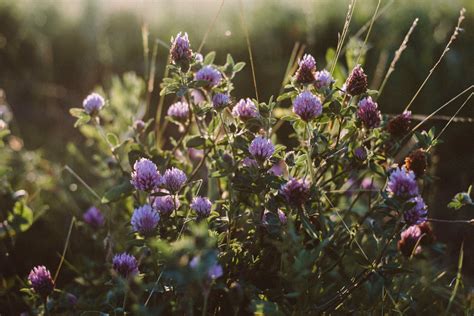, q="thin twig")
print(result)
[404,8,466,112]
[53,216,76,284]
[63,165,101,202]
[330,0,357,75]
[354,0,381,65]
[427,93,473,151]
[238,0,259,102]
[197,0,226,53]
[378,18,419,97]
